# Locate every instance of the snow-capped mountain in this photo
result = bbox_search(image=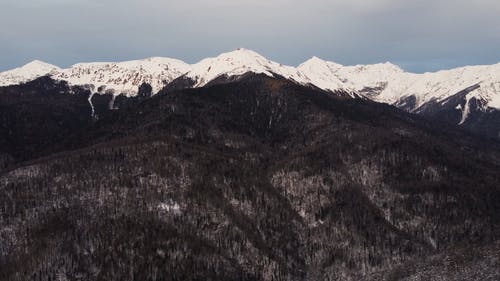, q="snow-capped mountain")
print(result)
[1,49,499,127]
[0,49,312,96]
[297,56,500,135]
[51,57,190,95]
[0,60,60,87]
[184,48,311,87]
[298,57,407,99]
[298,56,500,114]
